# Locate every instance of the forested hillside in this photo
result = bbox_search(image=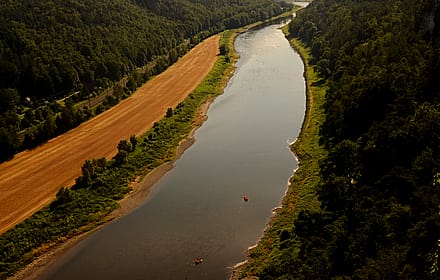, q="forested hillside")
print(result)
[246,0,440,279]
[0,0,288,161]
